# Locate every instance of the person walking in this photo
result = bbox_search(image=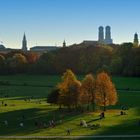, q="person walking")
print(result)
[66,128,71,135]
